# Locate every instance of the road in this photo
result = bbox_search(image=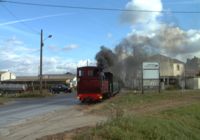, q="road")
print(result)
[0,93,78,127]
[0,92,106,140]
